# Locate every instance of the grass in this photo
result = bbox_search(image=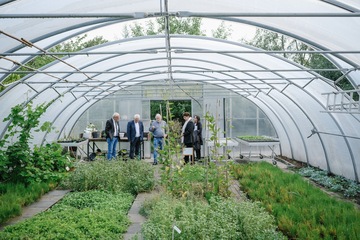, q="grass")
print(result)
[0,182,53,224]
[231,162,360,239]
